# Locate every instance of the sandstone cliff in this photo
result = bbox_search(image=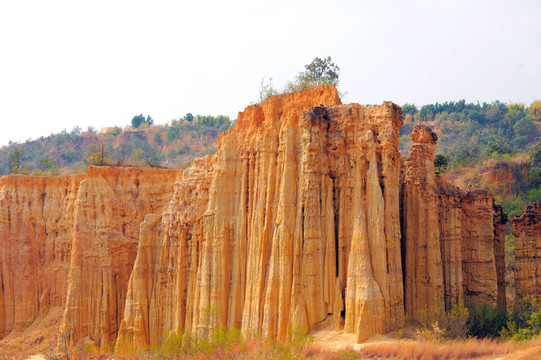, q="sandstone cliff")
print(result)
[0,175,83,338]
[460,190,500,307]
[59,167,177,346]
[402,126,444,320]
[513,202,541,301]
[402,126,507,321]
[0,86,511,349]
[118,86,405,346]
[493,204,507,312]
